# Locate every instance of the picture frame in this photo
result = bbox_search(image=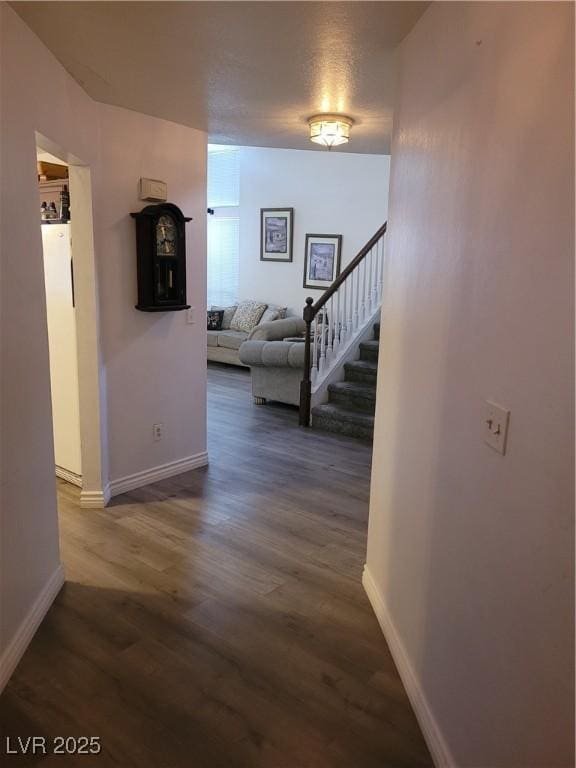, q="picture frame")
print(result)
[260,208,294,262]
[303,234,342,290]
